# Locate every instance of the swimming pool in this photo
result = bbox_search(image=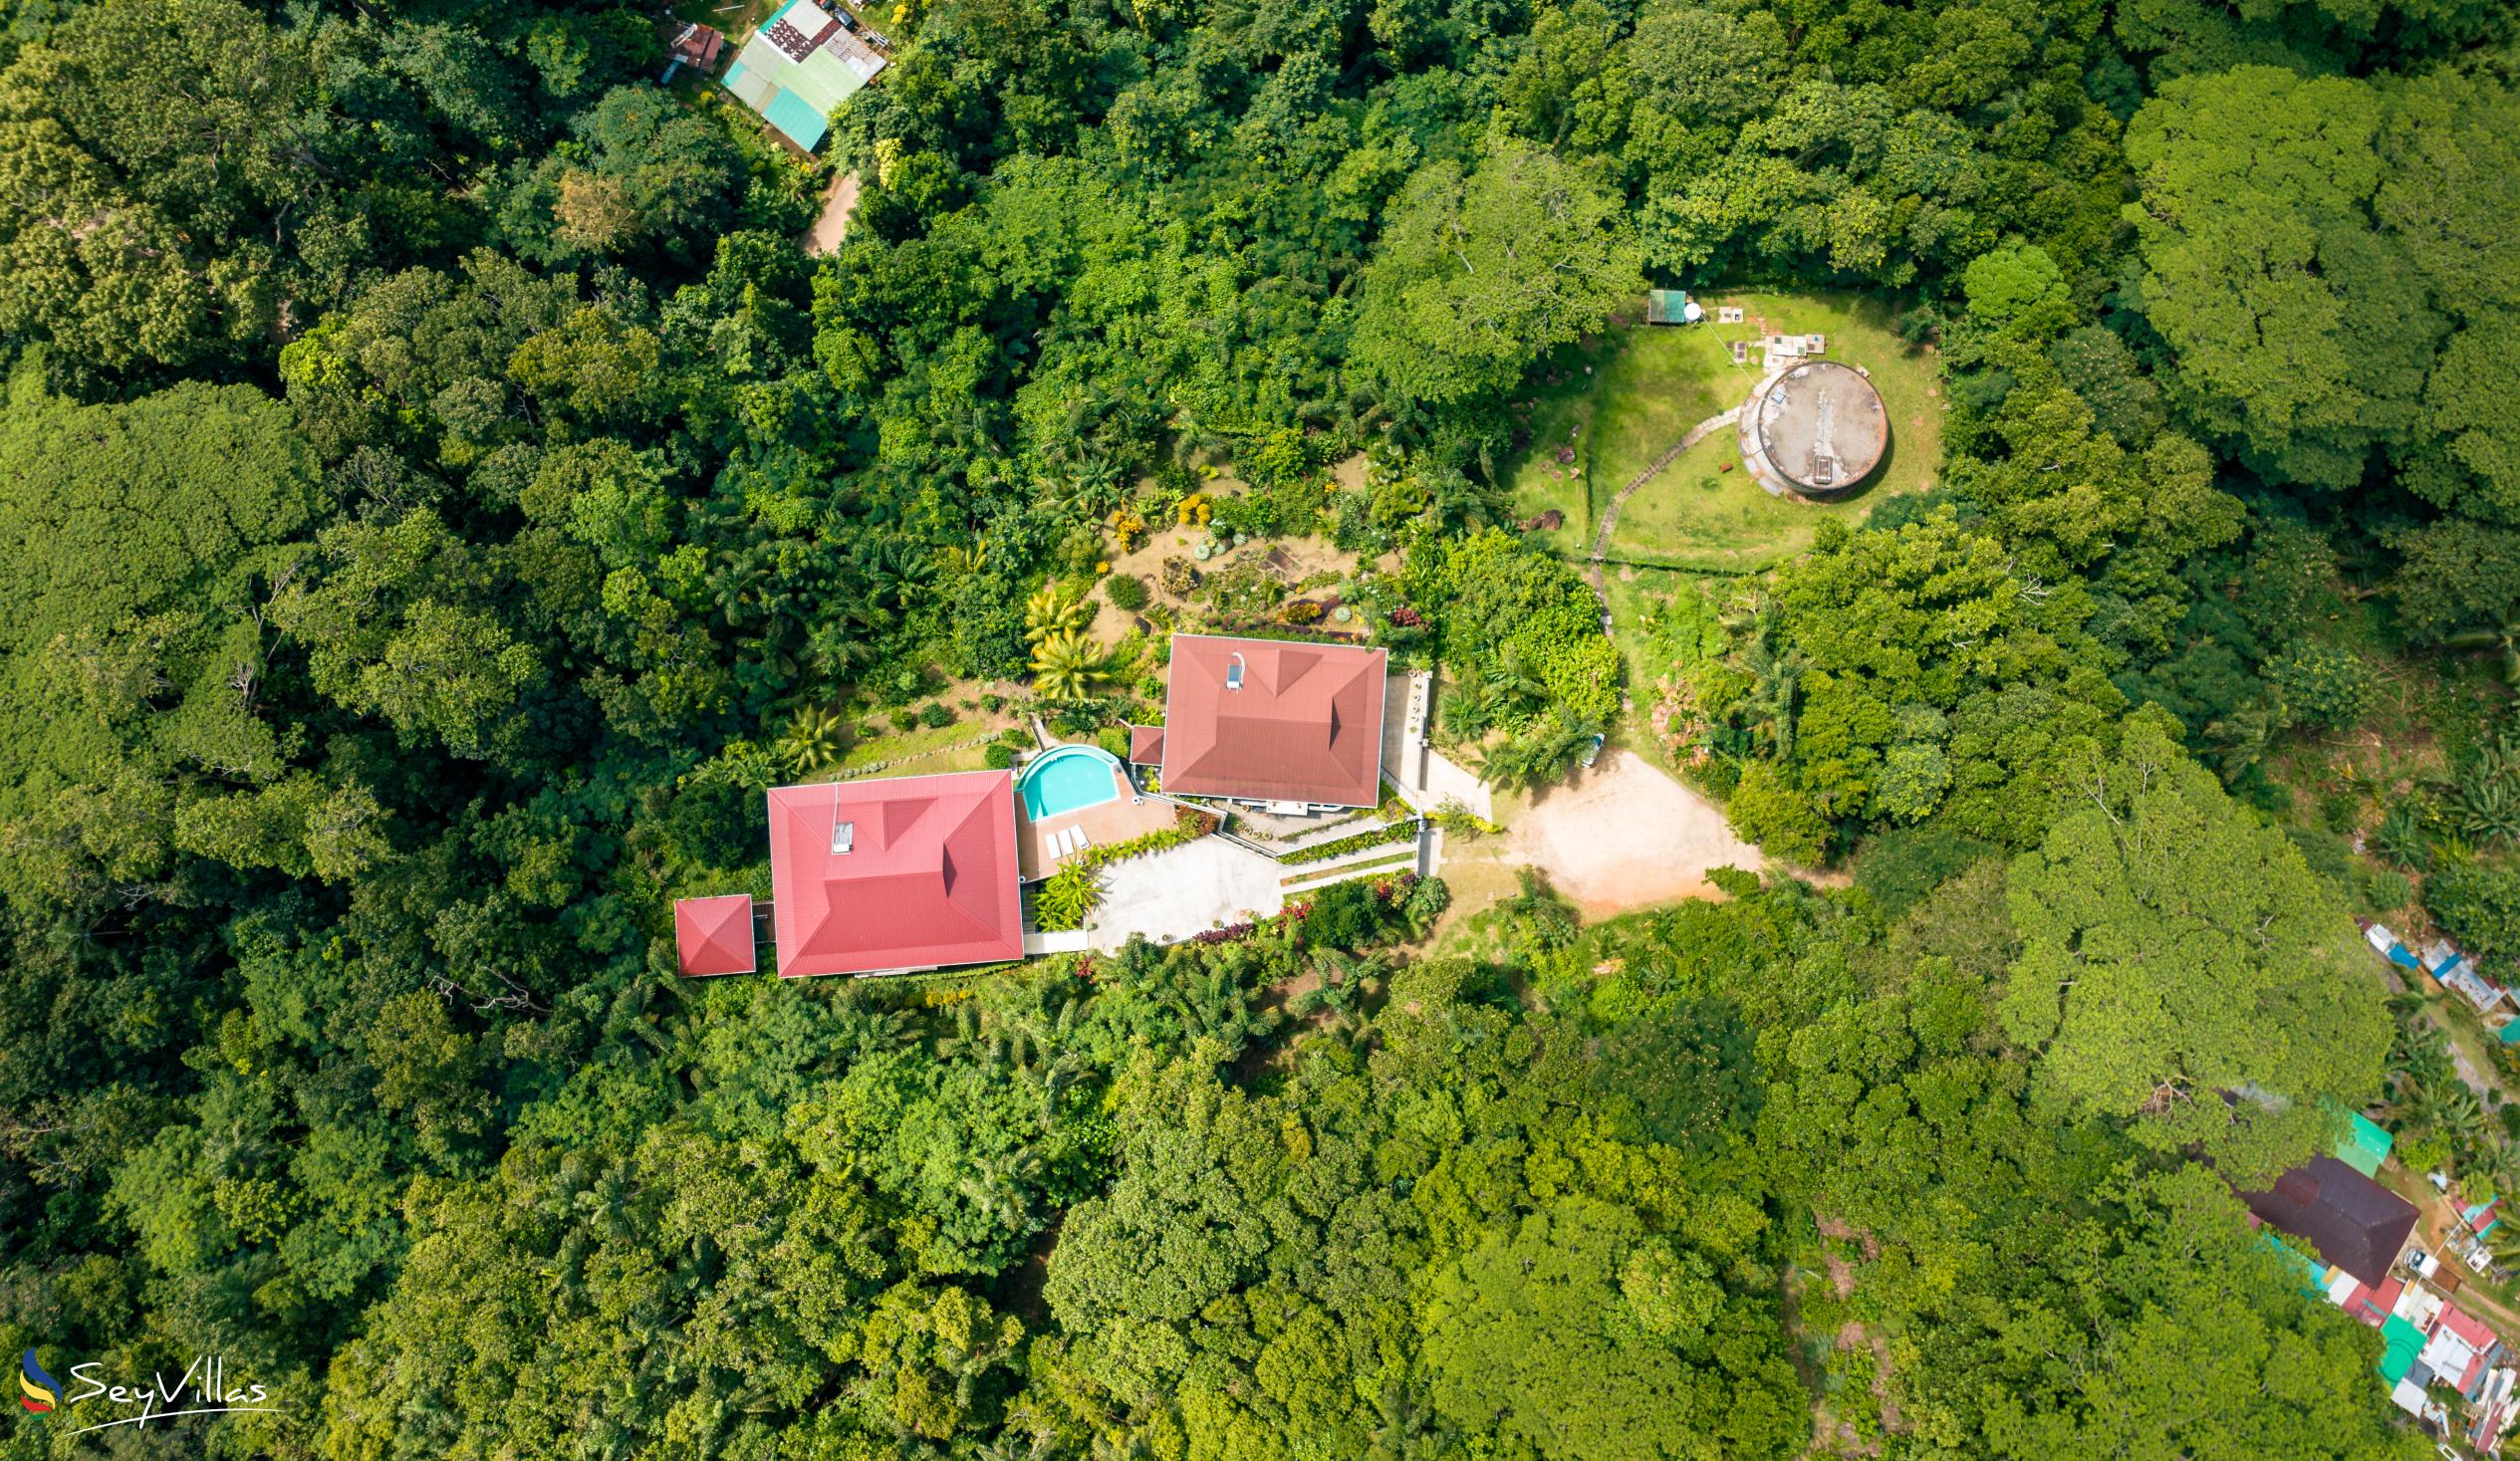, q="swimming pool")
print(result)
[1018,744,1127,821]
